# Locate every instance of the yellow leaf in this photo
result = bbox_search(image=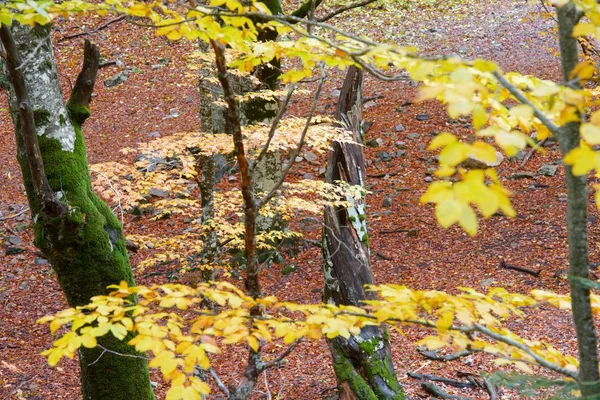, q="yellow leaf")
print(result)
[564,144,598,176]
[436,311,453,332]
[581,123,600,145]
[110,324,128,341]
[573,23,596,37]
[421,181,453,203]
[417,336,446,350]
[435,199,461,228]
[428,133,457,150]
[472,105,488,130]
[247,335,260,352]
[47,349,64,367]
[458,205,478,236]
[510,104,533,119]
[149,350,180,376]
[439,142,470,166]
[570,61,595,81]
[80,335,97,349]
